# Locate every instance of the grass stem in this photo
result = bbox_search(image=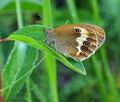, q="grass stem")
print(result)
[91,56,107,102]
[16,0,32,102]
[26,77,32,102]
[15,0,23,29]
[91,0,120,101]
[66,0,79,23]
[43,0,58,102]
[66,0,107,101]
